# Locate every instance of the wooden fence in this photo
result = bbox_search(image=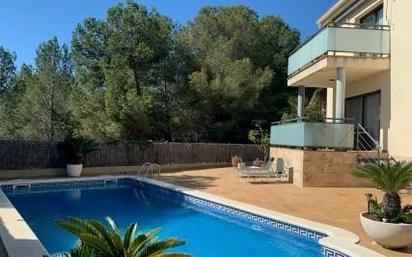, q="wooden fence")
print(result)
[0,141,263,170]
